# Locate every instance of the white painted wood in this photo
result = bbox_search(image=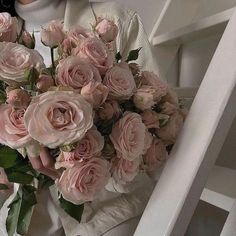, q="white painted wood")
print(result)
[200,189,234,212]
[221,201,236,236]
[152,7,234,46]
[134,8,236,236]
